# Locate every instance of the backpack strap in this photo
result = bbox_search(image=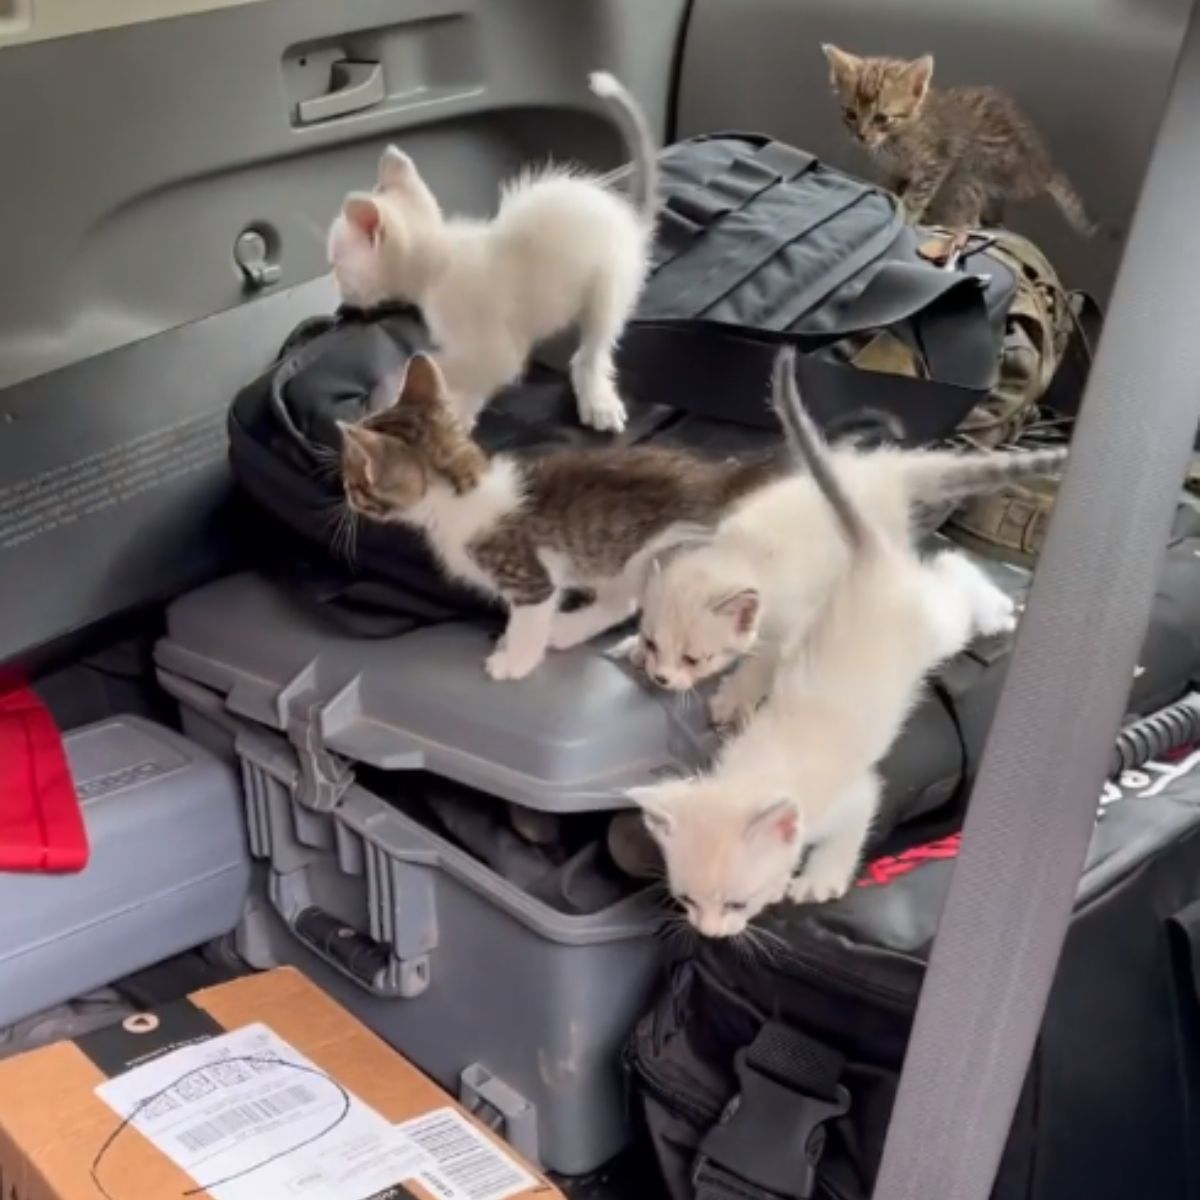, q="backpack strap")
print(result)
[653,138,818,270]
[617,321,985,445]
[693,1022,850,1200]
[643,178,903,324]
[623,232,1009,443]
